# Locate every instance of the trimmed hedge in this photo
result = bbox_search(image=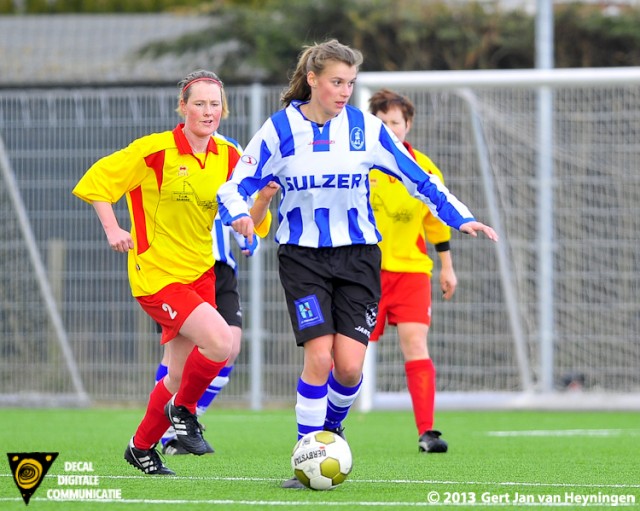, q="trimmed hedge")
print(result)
[4,0,640,79]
